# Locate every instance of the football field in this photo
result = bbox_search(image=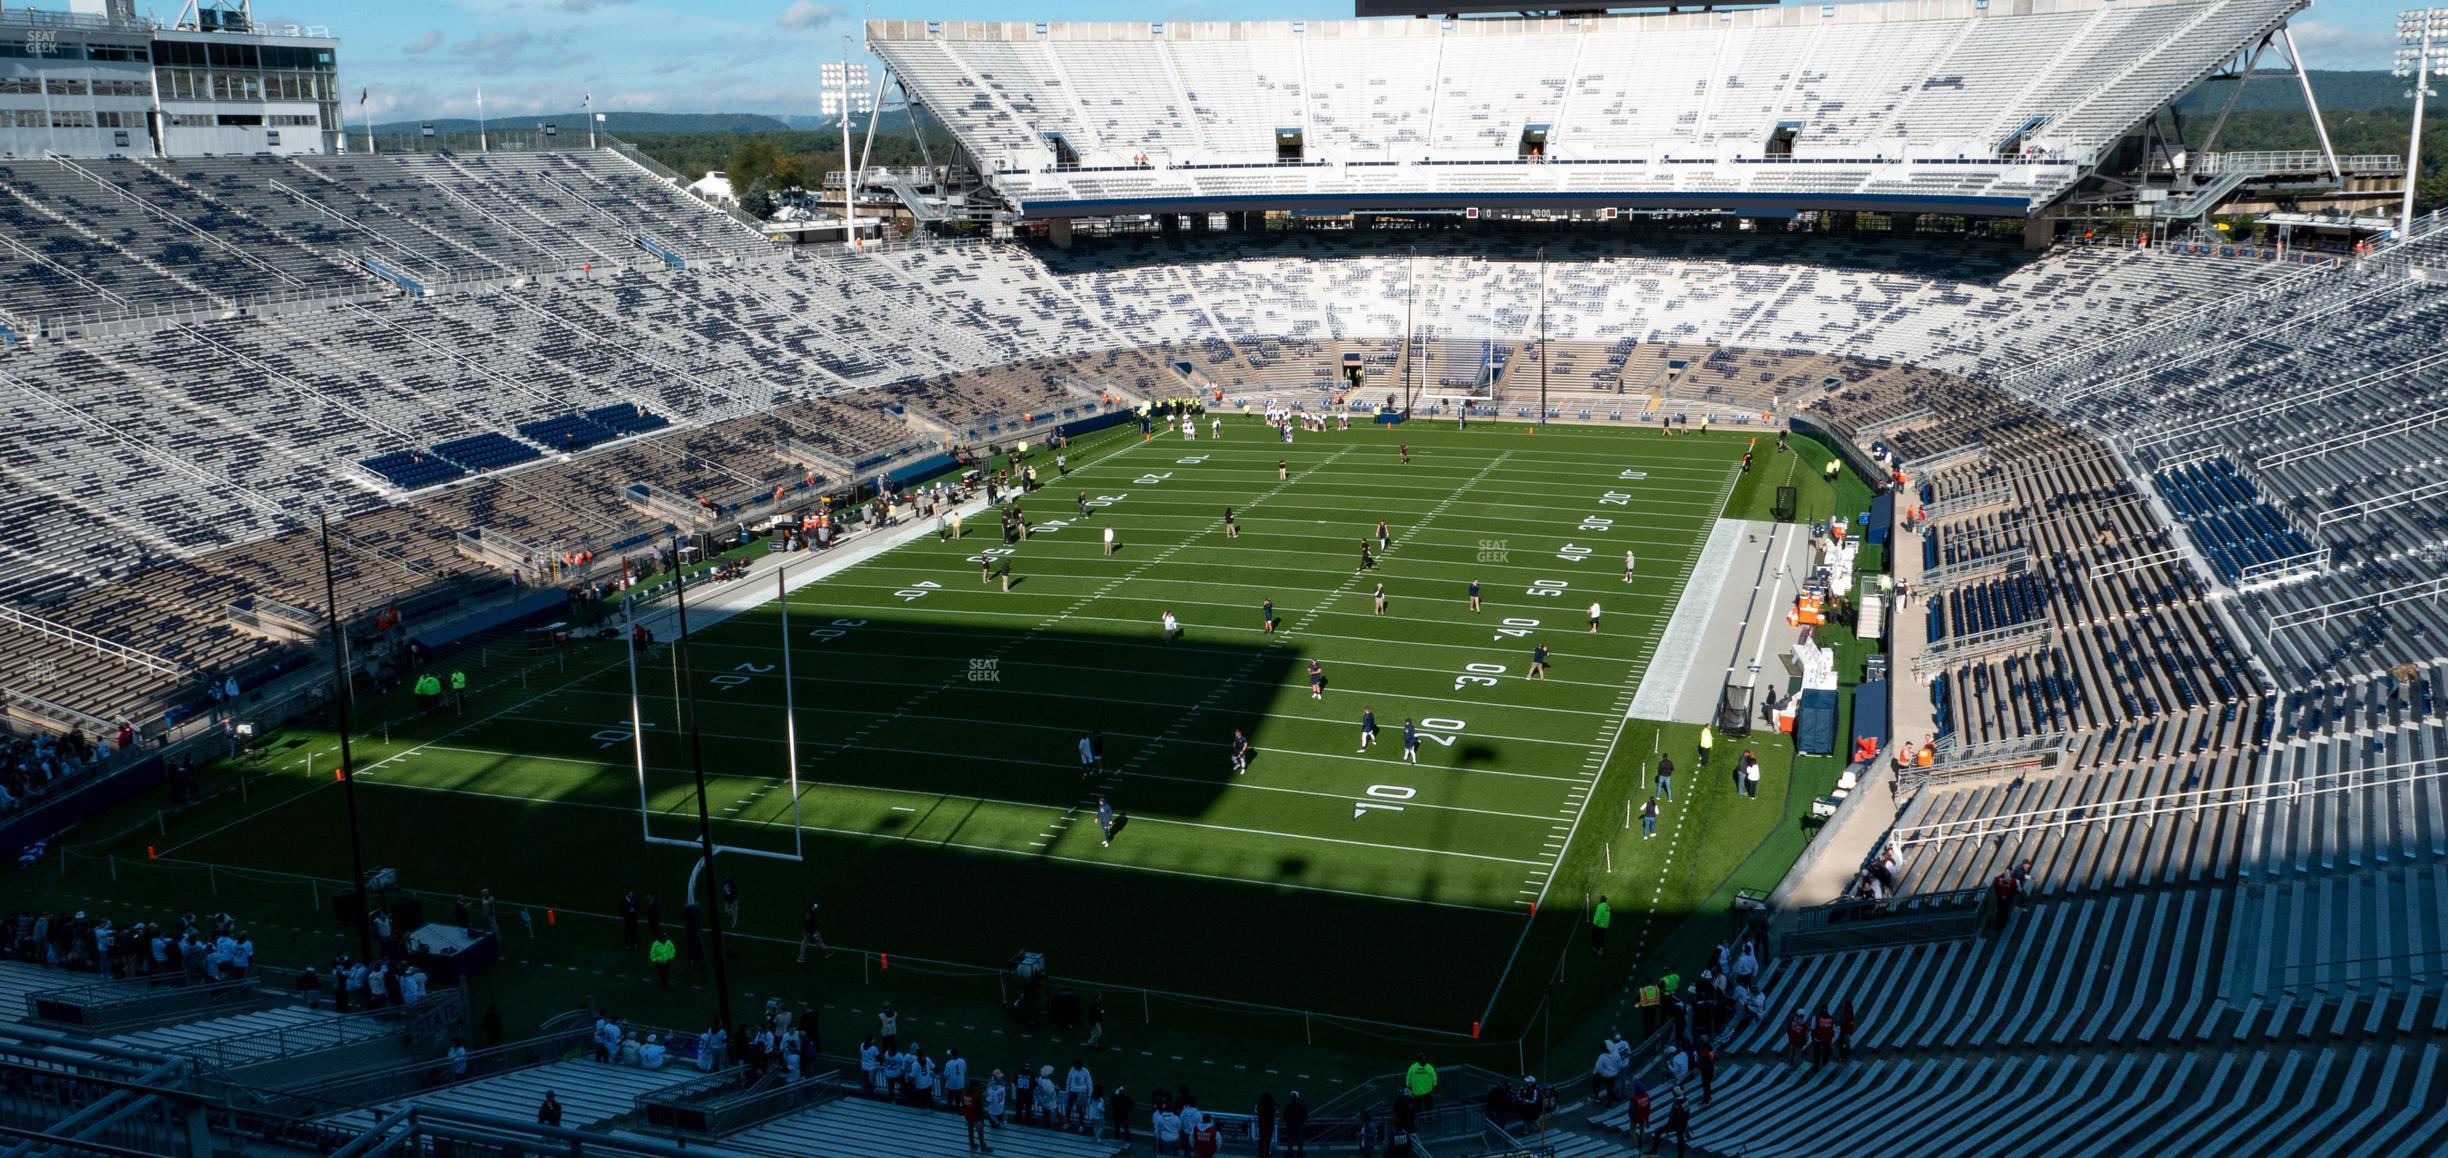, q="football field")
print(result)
[162,416,1802,1034]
